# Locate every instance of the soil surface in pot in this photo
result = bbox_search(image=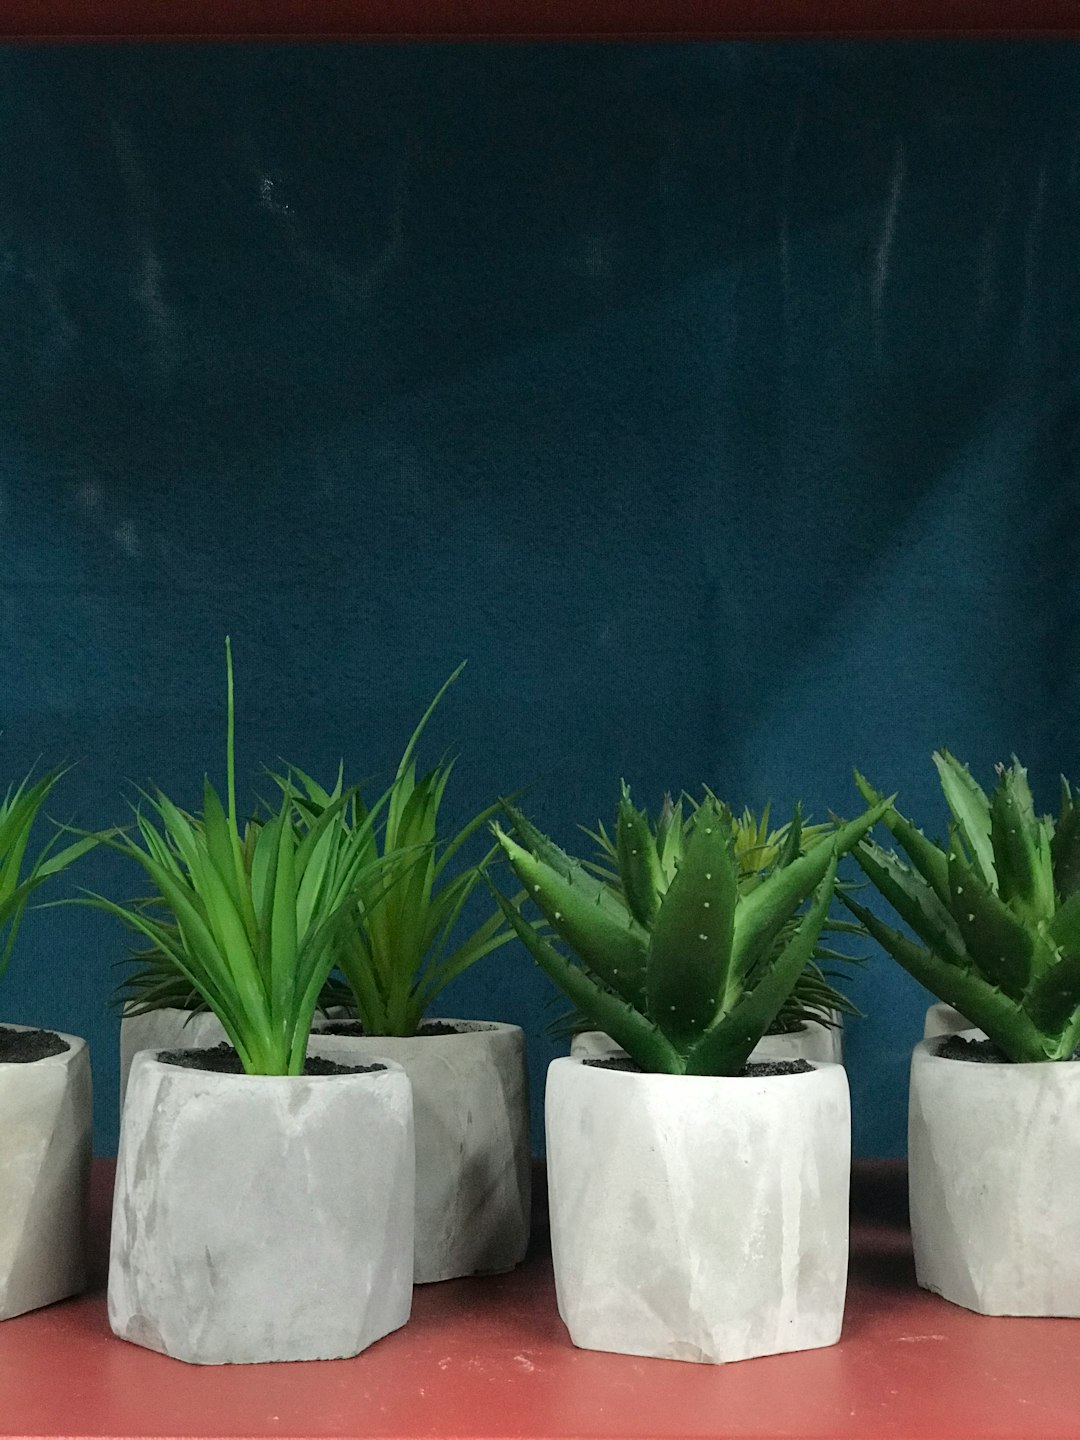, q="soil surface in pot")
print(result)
[0,1026,69,1063]
[935,1034,1080,1063]
[318,1020,487,1038]
[583,1056,815,1078]
[158,1042,385,1076]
